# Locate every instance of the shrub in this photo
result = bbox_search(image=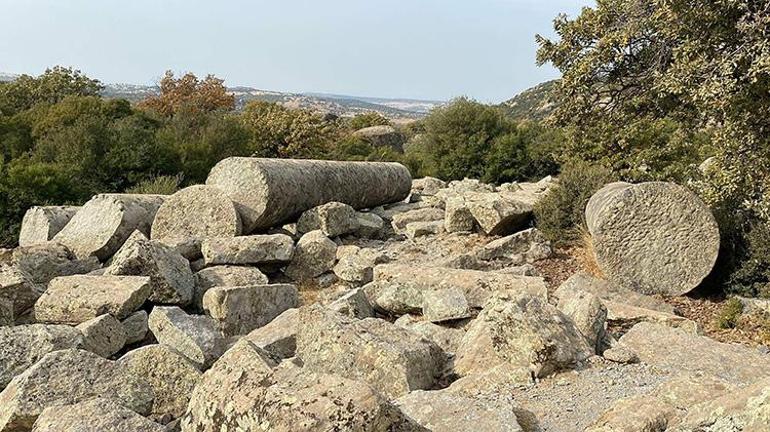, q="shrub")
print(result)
[715,298,744,330]
[125,174,183,195]
[346,112,390,130]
